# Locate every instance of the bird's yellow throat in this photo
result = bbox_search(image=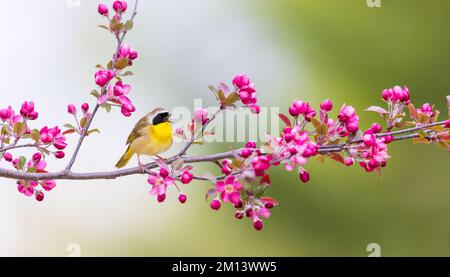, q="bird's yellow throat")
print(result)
[149,122,173,144]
